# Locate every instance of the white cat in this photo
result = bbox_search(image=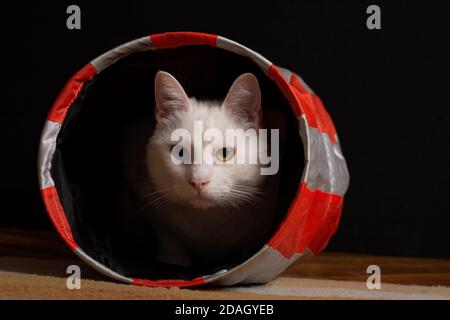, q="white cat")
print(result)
[144,71,279,268]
